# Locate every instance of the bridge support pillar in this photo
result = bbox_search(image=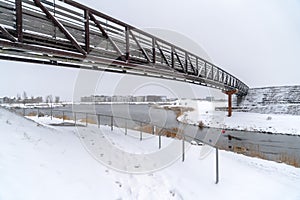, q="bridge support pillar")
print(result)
[223,90,238,117]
